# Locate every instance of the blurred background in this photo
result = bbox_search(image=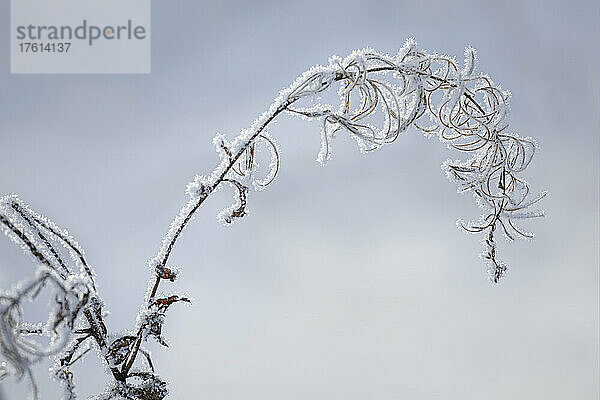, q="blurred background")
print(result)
[0,0,598,399]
